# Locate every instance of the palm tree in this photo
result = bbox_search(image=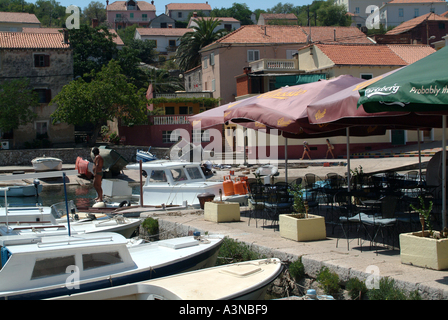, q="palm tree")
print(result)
[175,17,228,71]
[146,68,184,93]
